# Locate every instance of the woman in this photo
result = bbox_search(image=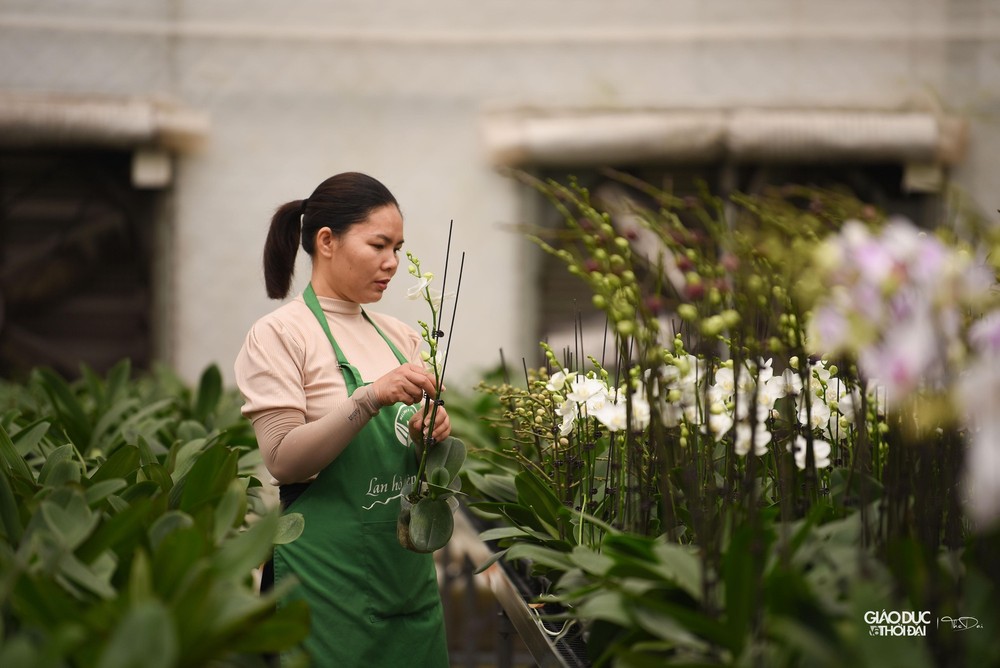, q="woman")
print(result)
[235,172,451,667]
